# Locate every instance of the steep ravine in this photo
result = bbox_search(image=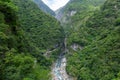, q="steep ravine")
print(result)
[51,55,70,80]
[51,38,72,80]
